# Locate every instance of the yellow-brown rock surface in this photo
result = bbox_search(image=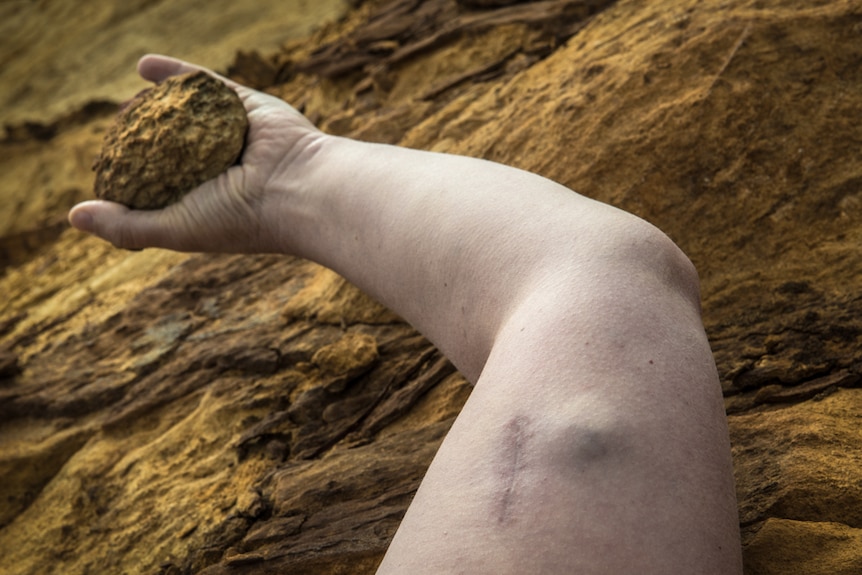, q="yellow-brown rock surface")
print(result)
[2,0,862,573]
